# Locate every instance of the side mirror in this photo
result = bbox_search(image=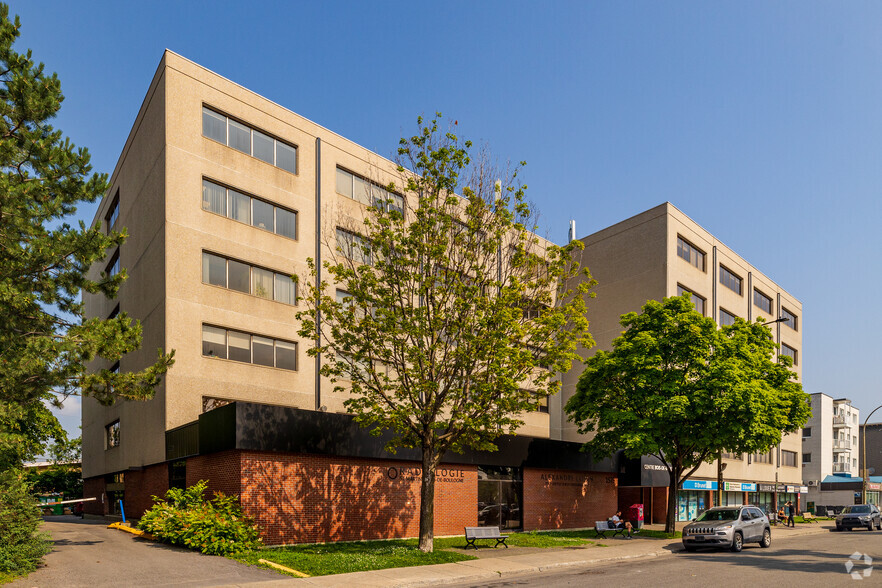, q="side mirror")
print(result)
[691,518,696,522]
